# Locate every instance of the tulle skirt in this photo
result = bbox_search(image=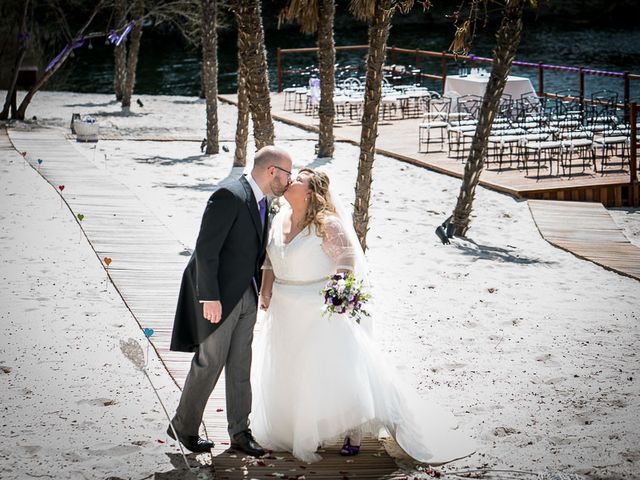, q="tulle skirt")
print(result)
[250,280,476,464]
